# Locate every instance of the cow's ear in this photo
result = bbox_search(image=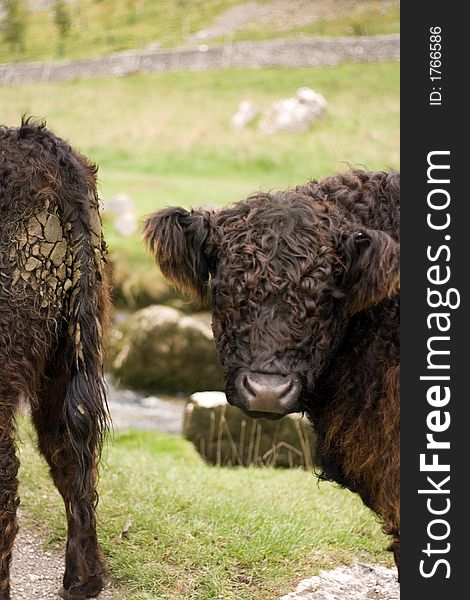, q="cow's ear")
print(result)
[340,229,399,314]
[143,207,213,303]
